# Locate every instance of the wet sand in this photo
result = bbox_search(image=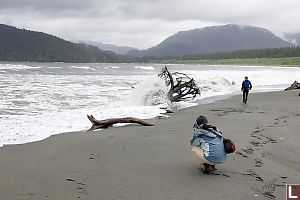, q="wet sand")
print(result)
[0,90,299,200]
